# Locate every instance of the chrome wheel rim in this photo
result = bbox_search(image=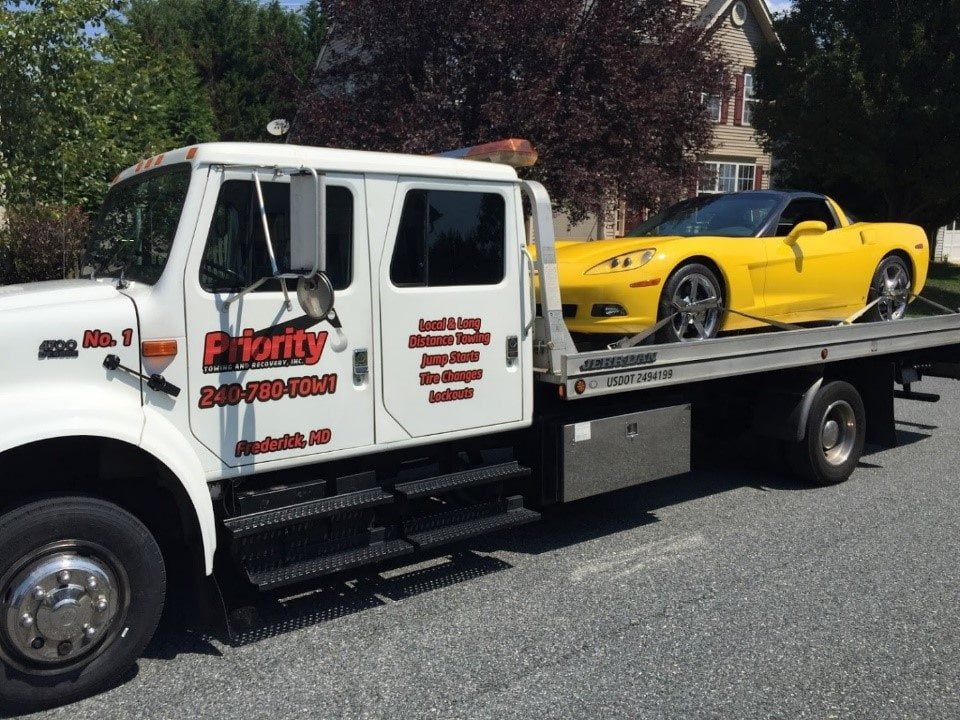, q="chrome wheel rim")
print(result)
[820,400,857,467]
[671,273,721,342]
[0,541,128,672]
[876,263,910,321]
